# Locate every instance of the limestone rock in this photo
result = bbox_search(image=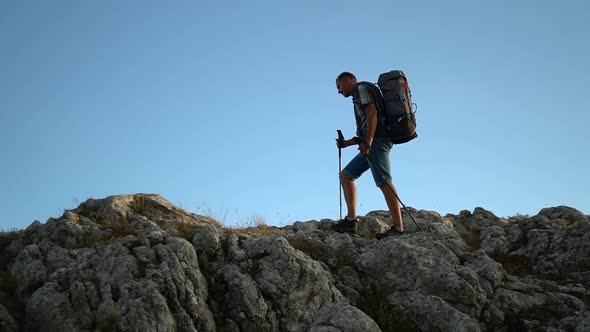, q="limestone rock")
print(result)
[388,290,481,332]
[0,303,18,332]
[0,194,587,332]
[309,305,381,332]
